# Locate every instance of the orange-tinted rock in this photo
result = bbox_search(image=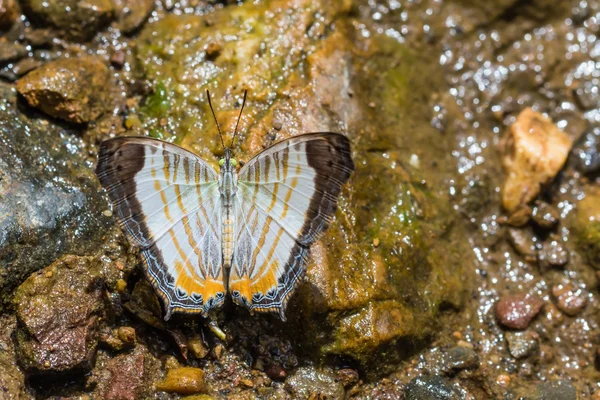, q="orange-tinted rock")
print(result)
[500,108,573,219]
[0,0,18,31]
[156,367,206,395]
